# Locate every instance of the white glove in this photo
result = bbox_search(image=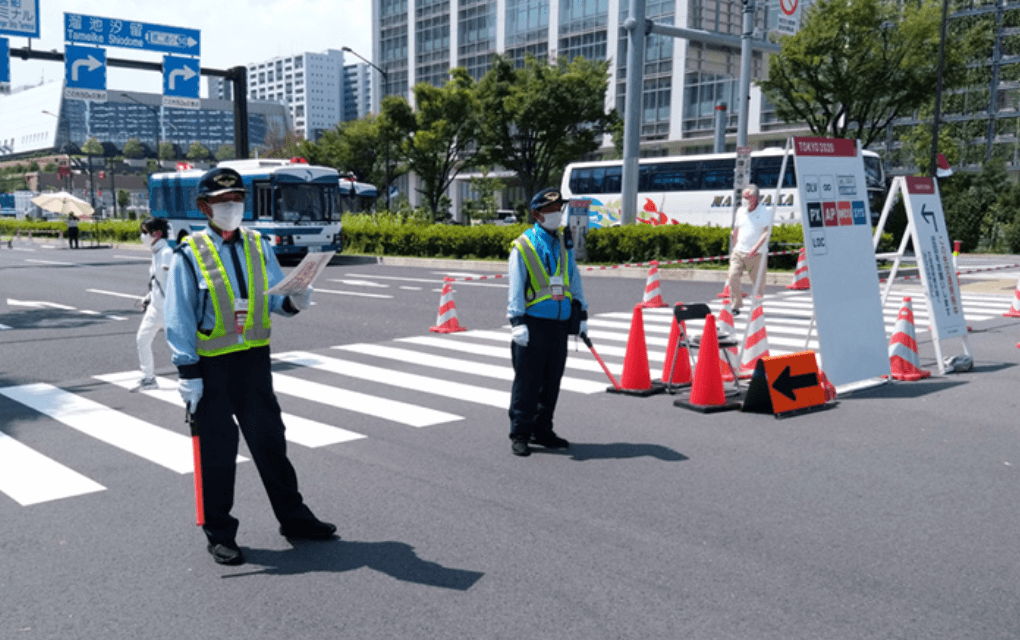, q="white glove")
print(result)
[179,378,203,413]
[289,287,313,311]
[511,324,529,347]
[579,320,588,335]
